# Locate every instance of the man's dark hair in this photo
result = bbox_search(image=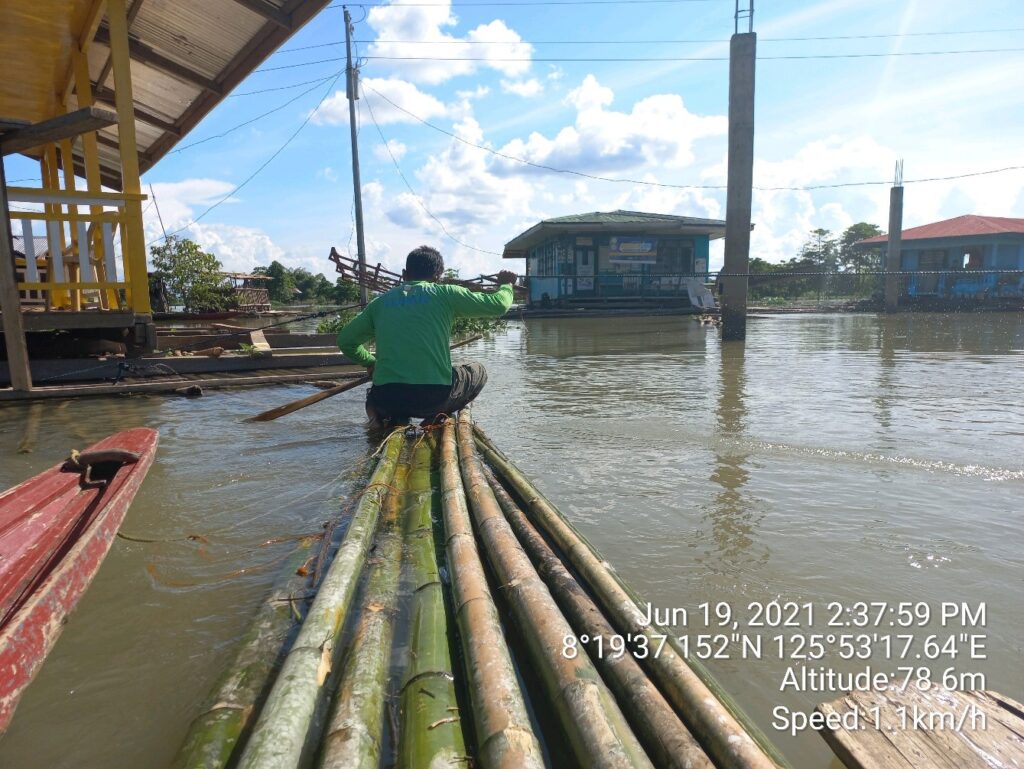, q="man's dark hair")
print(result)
[405,245,444,281]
